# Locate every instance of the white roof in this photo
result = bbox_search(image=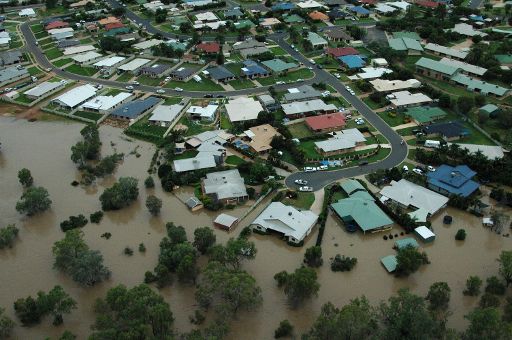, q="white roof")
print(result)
[370,78,421,92]
[252,202,319,242]
[424,43,468,59]
[24,80,66,98]
[375,3,396,13]
[415,226,435,240]
[195,11,218,21]
[63,45,96,55]
[315,128,366,152]
[356,67,393,80]
[187,104,218,119]
[214,213,238,228]
[133,39,164,50]
[53,84,97,108]
[390,91,432,107]
[203,169,247,200]
[48,27,74,35]
[450,23,488,37]
[173,155,217,172]
[408,208,429,223]
[118,58,151,71]
[149,104,184,122]
[93,56,126,67]
[297,0,323,8]
[81,92,131,111]
[447,143,505,159]
[387,1,410,10]
[380,179,448,215]
[19,8,35,16]
[0,32,9,39]
[0,37,10,45]
[72,51,103,63]
[282,99,337,116]
[225,96,264,122]
[439,57,487,76]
